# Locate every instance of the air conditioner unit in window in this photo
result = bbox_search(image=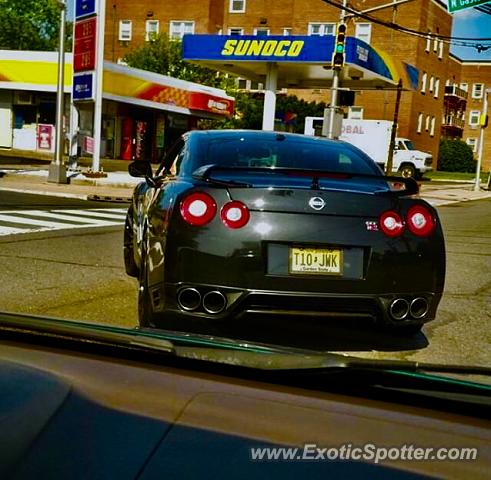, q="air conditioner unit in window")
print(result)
[15,92,37,105]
